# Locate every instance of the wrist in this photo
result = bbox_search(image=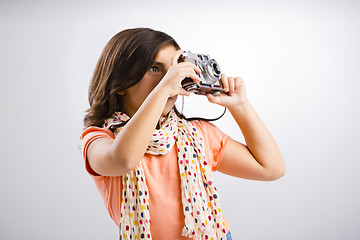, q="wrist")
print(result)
[152,84,172,99]
[228,99,252,114]
[155,80,178,98]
